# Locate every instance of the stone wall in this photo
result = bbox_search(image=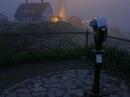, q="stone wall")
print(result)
[0,32,87,51]
[1,31,129,52]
